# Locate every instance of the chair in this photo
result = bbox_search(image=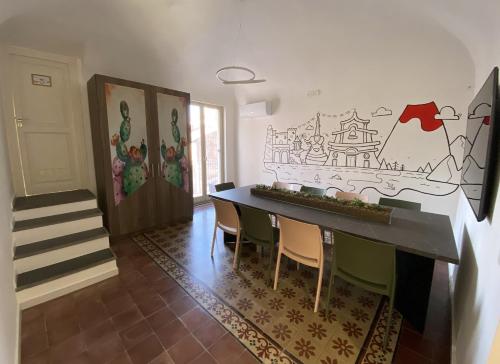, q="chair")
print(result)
[210,198,241,263]
[326,230,396,350]
[214,182,236,192]
[236,205,279,281]
[300,185,325,196]
[379,197,421,211]
[273,215,324,312]
[335,191,369,203]
[272,181,292,190]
